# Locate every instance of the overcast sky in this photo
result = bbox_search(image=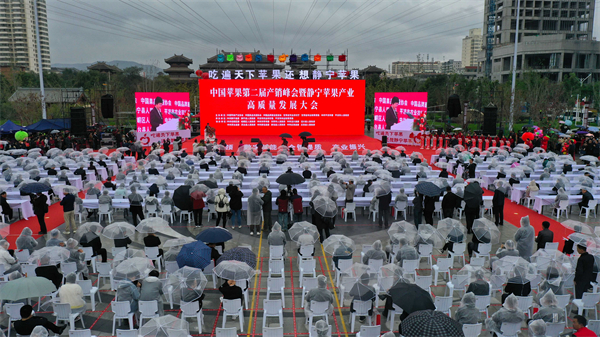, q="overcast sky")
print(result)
[45,0,594,71]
